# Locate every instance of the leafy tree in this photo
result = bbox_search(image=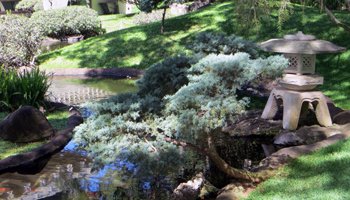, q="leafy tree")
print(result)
[236,0,350,32]
[131,0,182,33]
